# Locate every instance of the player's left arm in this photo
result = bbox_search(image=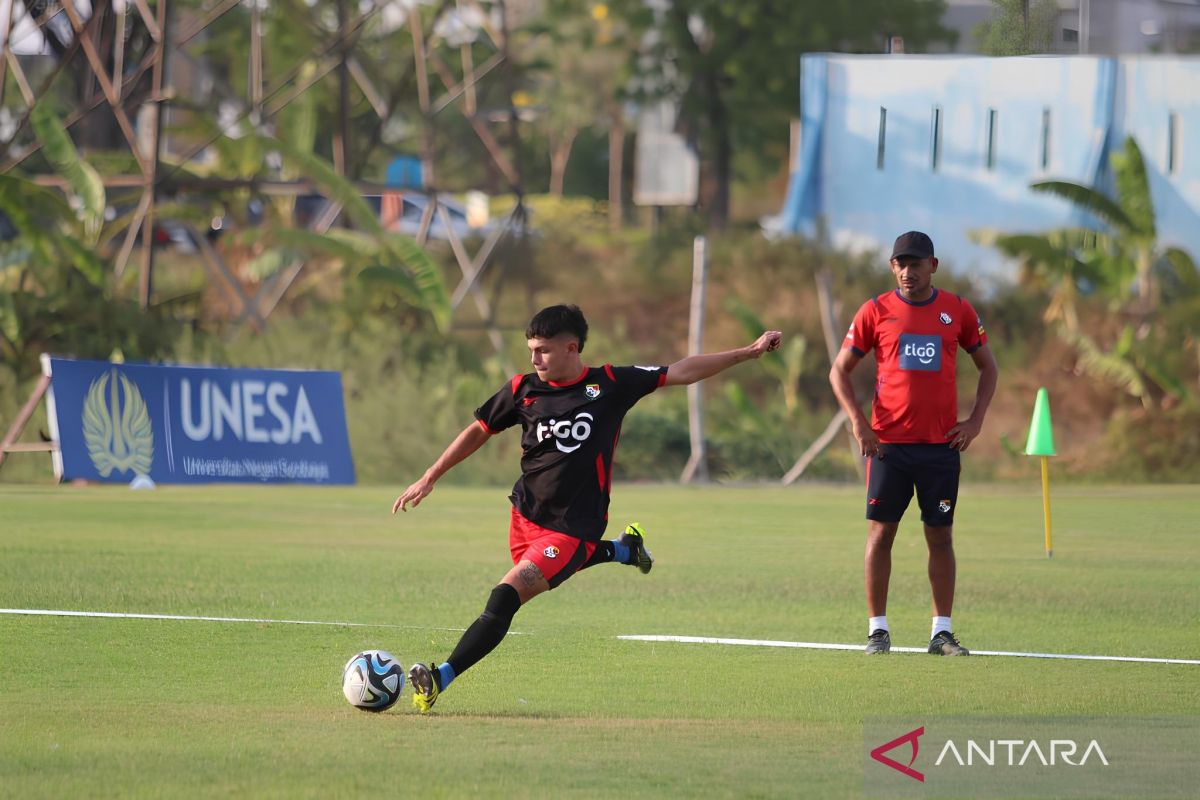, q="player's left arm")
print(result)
[947,344,998,451]
[662,331,782,387]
